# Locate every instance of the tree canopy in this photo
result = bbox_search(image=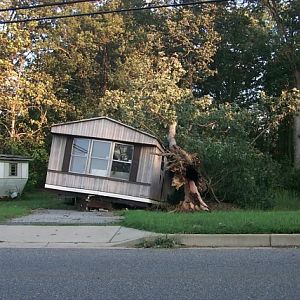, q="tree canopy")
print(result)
[0,0,299,205]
